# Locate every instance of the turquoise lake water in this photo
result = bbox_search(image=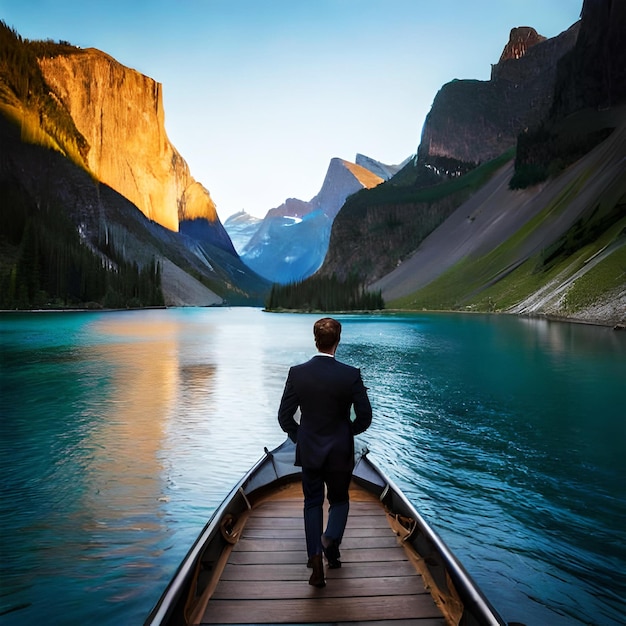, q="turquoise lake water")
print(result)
[0,308,624,625]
